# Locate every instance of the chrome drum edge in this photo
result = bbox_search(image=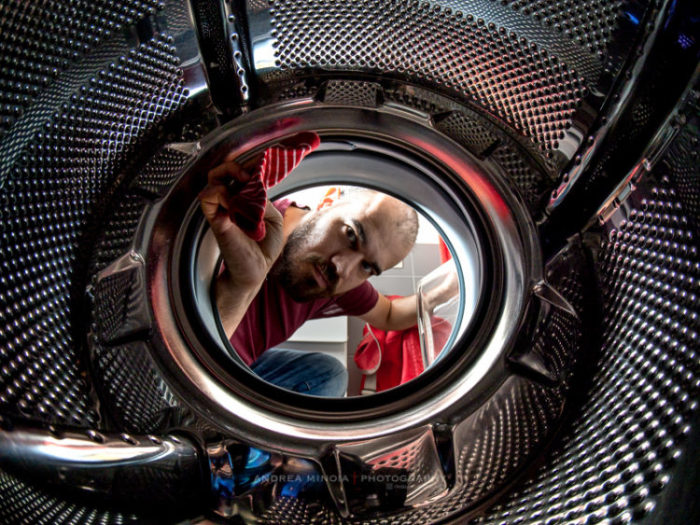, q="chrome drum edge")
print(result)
[125,98,585,521]
[142,100,540,444]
